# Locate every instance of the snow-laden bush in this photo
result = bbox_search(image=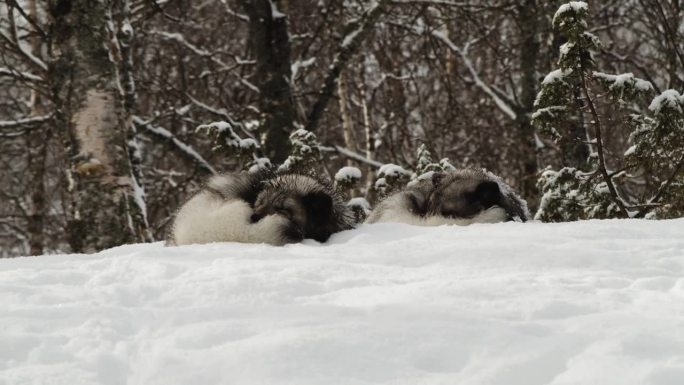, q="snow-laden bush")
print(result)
[374,164,410,197]
[335,166,362,190]
[278,129,321,173]
[346,196,371,223]
[374,144,460,198]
